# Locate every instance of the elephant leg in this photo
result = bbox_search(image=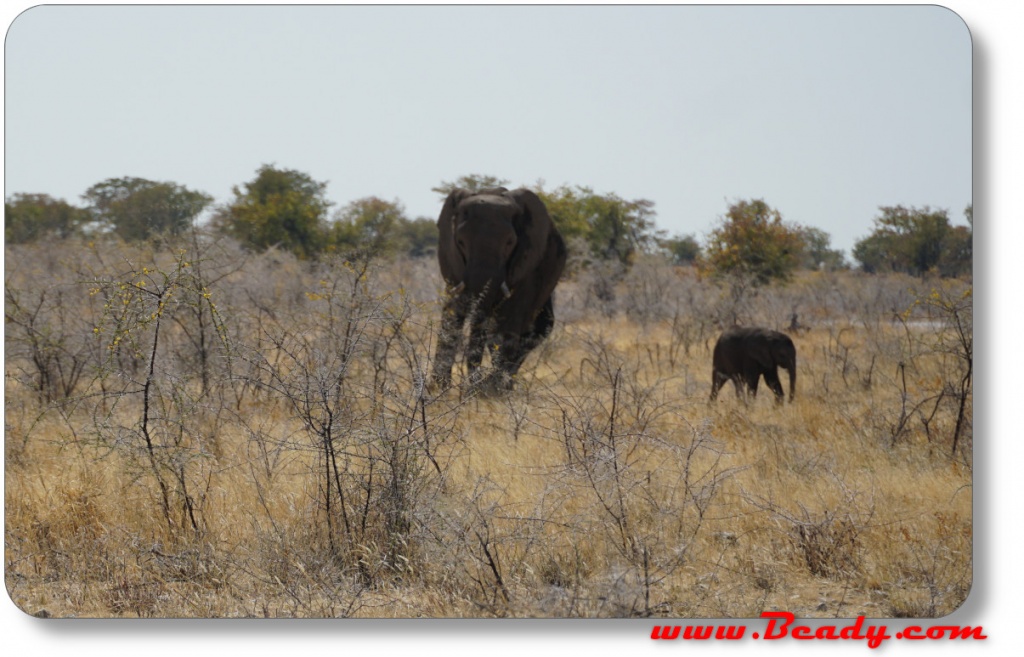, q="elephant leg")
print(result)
[731,376,747,402]
[512,298,554,371]
[530,298,556,343]
[430,300,465,389]
[764,368,785,405]
[502,338,528,378]
[465,321,489,384]
[710,370,729,402]
[709,371,723,401]
[745,371,760,398]
[480,299,556,394]
[475,333,523,394]
[512,302,553,371]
